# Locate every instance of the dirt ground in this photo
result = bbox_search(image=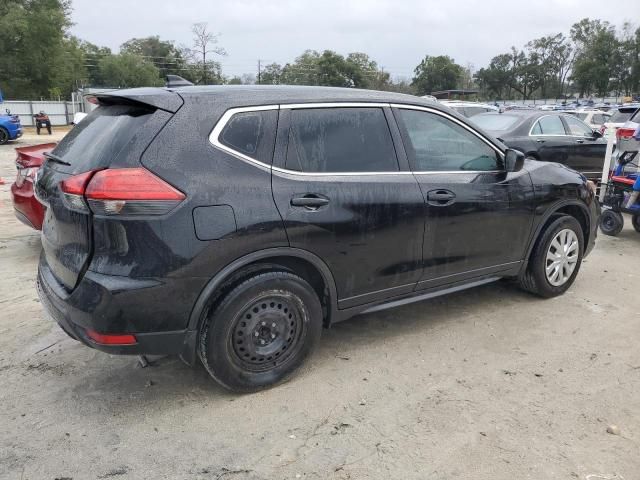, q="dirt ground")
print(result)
[1,130,639,480]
